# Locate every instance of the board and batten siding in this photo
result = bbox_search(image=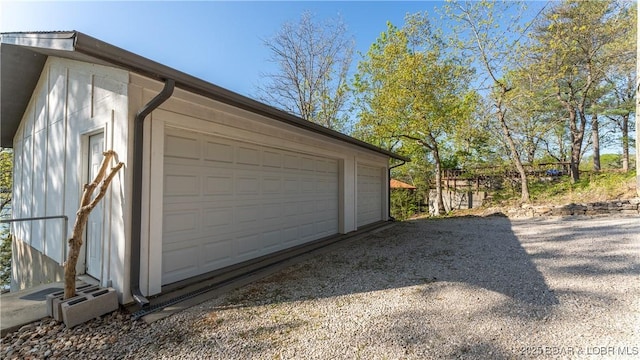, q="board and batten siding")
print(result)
[11,57,130,300]
[129,74,390,297]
